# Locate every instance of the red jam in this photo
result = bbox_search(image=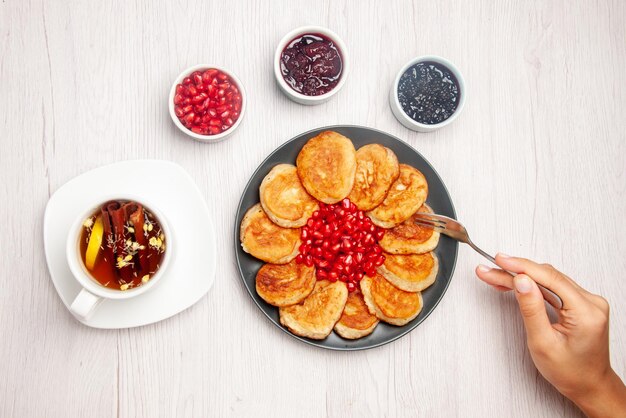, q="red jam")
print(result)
[173,69,242,136]
[295,198,386,292]
[280,34,343,96]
